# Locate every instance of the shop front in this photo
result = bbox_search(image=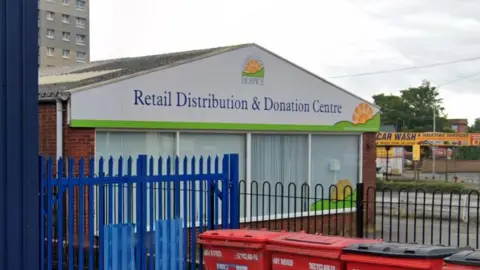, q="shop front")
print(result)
[39,43,380,228]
